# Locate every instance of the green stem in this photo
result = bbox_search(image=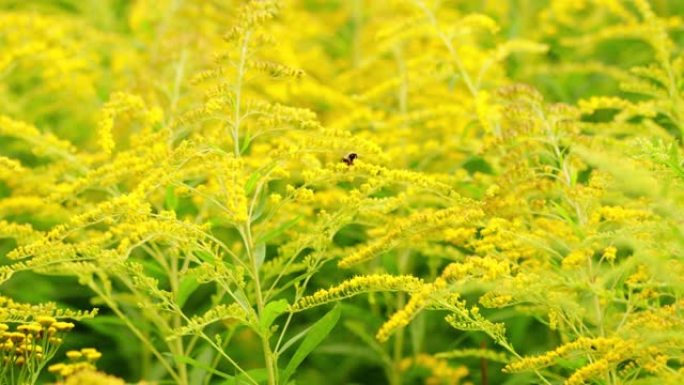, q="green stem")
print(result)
[198,333,258,385]
[390,250,410,385]
[242,224,277,385]
[170,250,189,385]
[390,293,406,385]
[233,31,251,157]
